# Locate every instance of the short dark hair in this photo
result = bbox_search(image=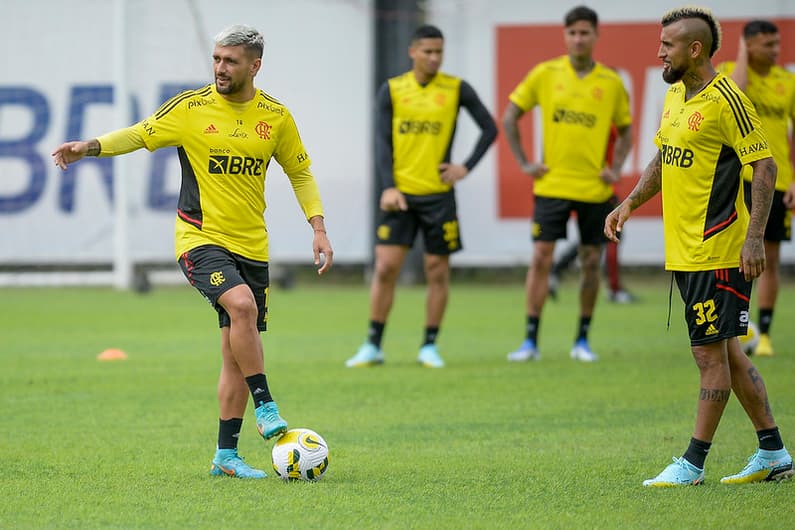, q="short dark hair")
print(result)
[412,24,443,42]
[661,6,721,57]
[744,19,779,38]
[564,5,598,28]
